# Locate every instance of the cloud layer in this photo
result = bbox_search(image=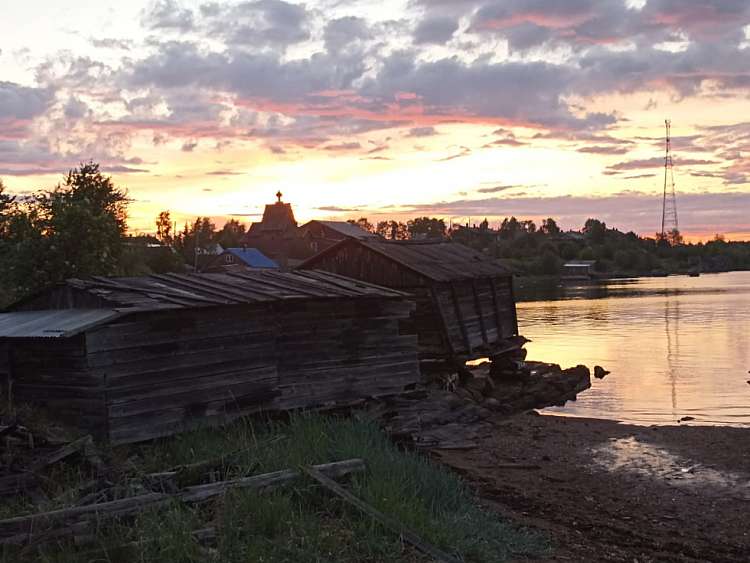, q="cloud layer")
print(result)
[0,0,749,235]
